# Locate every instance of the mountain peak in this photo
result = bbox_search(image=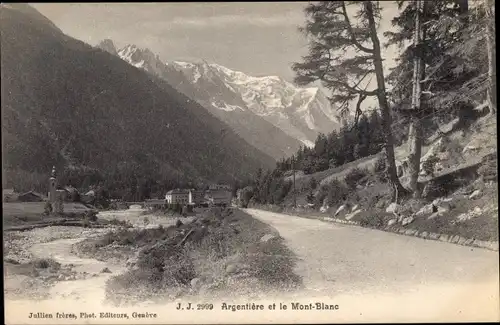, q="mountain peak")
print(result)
[97,39,117,55]
[107,40,340,146]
